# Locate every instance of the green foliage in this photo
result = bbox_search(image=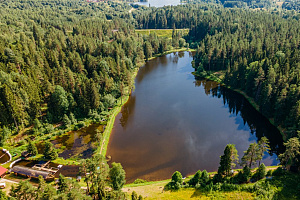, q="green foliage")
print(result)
[27,140,38,156]
[48,86,69,123]
[254,163,267,180]
[0,126,10,146]
[80,154,110,199]
[33,119,42,130]
[279,137,300,167]
[201,170,209,185]
[43,141,58,160]
[189,170,202,187]
[63,114,71,128]
[266,169,273,177]
[0,190,8,200]
[272,167,285,176]
[241,142,259,168]
[168,171,183,190]
[58,174,68,193]
[131,191,138,200]
[218,144,239,177]
[133,179,147,184]
[109,162,126,191]
[69,112,77,124]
